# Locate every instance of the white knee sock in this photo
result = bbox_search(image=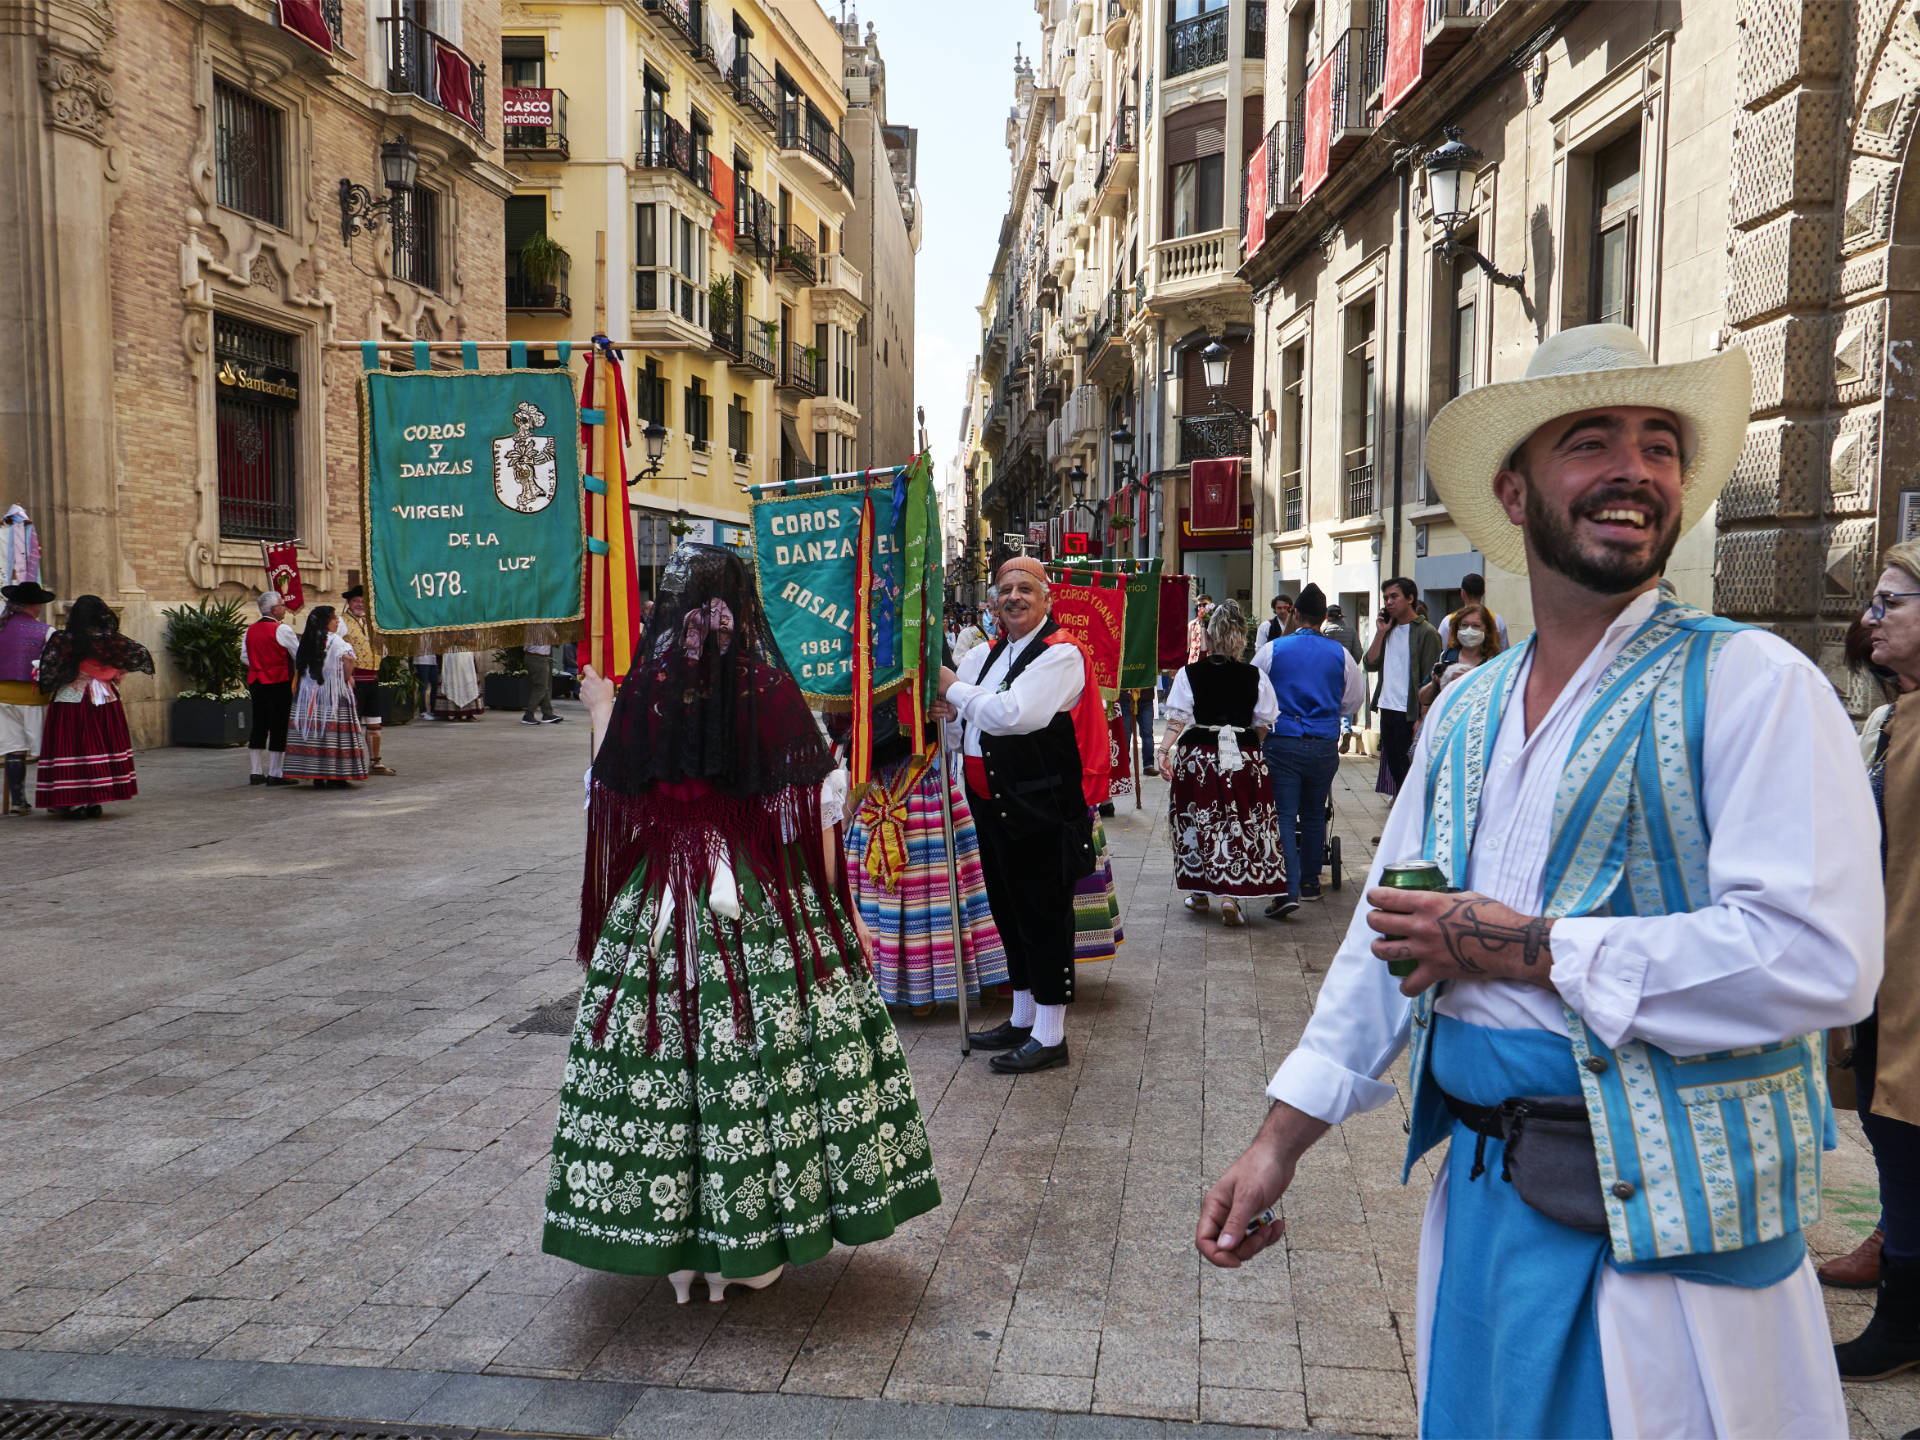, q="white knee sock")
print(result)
[1010,989,1036,1027]
[249,748,265,776]
[268,750,285,778]
[1031,1004,1066,1047]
